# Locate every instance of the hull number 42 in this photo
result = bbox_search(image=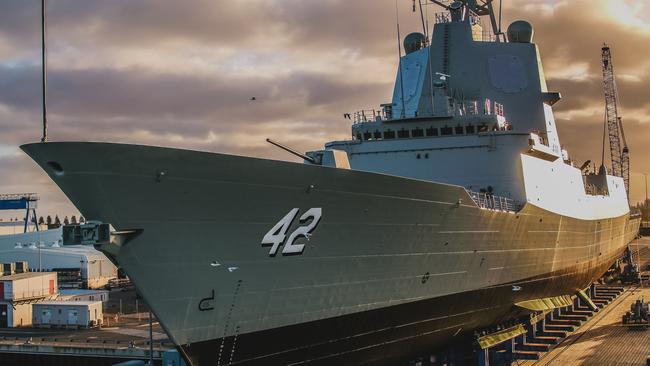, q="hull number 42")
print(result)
[261,208,322,256]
